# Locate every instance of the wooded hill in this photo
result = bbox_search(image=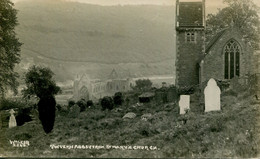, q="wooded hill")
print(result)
[14,0,175,81]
